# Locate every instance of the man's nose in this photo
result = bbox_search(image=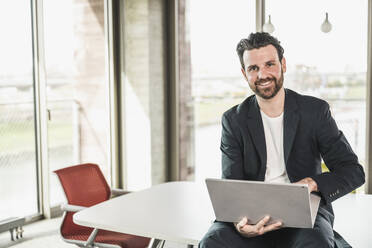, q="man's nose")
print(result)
[258,68,269,79]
